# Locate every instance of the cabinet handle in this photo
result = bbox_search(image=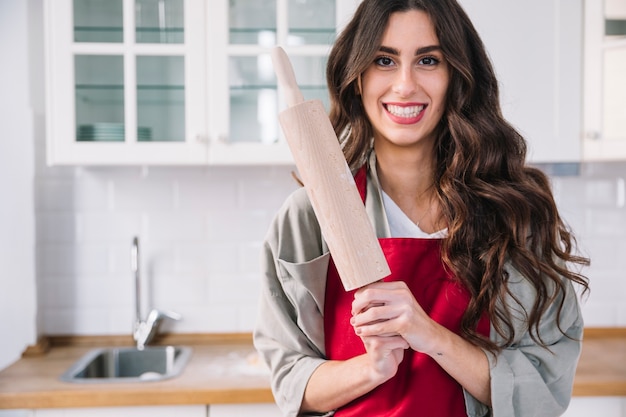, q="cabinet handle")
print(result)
[584,131,602,140]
